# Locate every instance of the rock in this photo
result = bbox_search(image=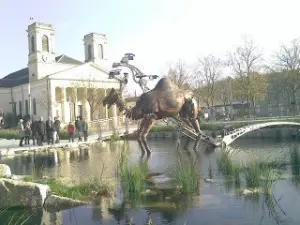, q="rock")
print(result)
[9,175,27,181]
[43,194,87,212]
[241,188,261,195]
[0,178,50,208]
[204,178,215,183]
[0,164,11,177]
